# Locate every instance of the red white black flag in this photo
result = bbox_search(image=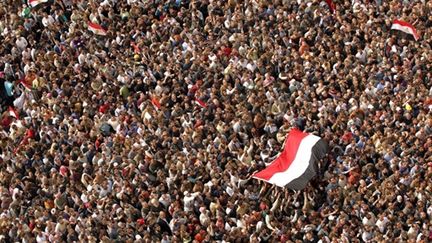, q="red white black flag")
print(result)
[391,20,420,41]
[253,128,328,190]
[88,22,108,36]
[8,107,19,119]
